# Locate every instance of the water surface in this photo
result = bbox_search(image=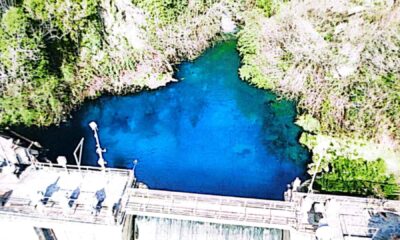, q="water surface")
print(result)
[17,40,309,200]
